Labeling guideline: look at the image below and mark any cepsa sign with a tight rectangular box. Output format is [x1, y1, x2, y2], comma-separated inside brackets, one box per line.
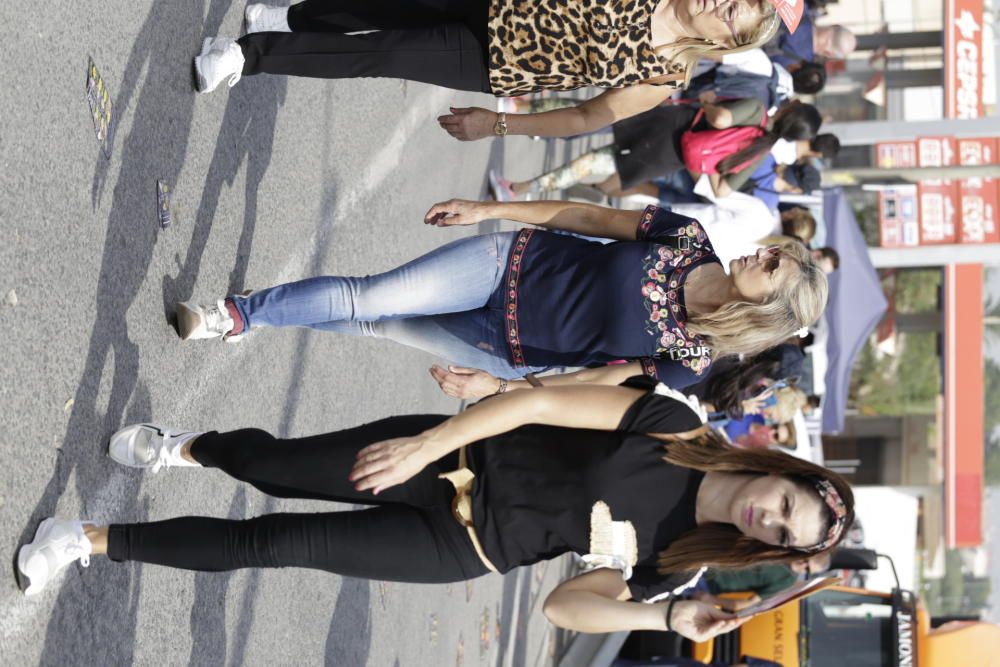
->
[946, 0, 984, 118]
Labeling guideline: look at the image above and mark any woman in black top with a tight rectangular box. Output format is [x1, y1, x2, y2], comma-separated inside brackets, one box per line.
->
[18, 379, 853, 640]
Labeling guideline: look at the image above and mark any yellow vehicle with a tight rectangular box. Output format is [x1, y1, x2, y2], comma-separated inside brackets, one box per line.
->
[692, 585, 1000, 666]
[690, 551, 1000, 667]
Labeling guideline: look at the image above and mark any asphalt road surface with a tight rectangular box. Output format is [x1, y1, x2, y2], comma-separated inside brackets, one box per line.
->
[0, 3, 604, 665]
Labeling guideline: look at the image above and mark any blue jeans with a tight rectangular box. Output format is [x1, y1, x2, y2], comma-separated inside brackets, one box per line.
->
[654, 168, 703, 205]
[231, 232, 547, 379]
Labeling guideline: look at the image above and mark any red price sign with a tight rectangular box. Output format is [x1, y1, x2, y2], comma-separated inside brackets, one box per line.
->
[957, 138, 999, 243]
[875, 141, 918, 168]
[916, 137, 959, 244]
[878, 187, 920, 248]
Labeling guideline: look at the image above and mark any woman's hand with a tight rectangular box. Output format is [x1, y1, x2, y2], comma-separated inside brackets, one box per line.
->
[349, 435, 434, 495]
[424, 199, 492, 227]
[741, 388, 774, 415]
[437, 107, 497, 141]
[430, 364, 501, 399]
[668, 600, 748, 642]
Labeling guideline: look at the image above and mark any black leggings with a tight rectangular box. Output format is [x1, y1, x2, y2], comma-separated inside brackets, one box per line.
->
[107, 416, 490, 583]
[238, 0, 493, 93]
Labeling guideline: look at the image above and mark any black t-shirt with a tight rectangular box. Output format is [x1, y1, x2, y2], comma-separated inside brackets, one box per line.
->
[467, 377, 706, 601]
[496, 207, 718, 387]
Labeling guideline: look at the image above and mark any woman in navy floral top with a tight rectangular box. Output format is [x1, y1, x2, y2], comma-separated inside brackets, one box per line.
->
[176, 199, 827, 393]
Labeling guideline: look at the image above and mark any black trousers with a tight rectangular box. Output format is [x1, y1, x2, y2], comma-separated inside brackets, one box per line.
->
[238, 0, 493, 93]
[107, 416, 490, 583]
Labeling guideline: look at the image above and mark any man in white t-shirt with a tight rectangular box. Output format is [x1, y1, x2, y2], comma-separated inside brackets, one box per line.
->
[670, 176, 781, 272]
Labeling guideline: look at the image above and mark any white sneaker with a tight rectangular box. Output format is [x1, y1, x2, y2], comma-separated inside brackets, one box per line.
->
[194, 37, 244, 94]
[109, 424, 202, 473]
[489, 169, 512, 202]
[176, 299, 242, 341]
[17, 519, 93, 596]
[488, 169, 532, 202]
[244, 4, 291, 34]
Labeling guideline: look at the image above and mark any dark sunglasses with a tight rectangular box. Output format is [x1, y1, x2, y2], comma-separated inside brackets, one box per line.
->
[762, 246, 783, 274]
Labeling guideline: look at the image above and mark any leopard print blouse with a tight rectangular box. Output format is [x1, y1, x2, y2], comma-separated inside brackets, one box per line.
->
[487, 0, 684, 96]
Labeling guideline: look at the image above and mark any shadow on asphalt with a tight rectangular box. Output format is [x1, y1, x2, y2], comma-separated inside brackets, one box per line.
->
[12, 1, 293, 663]
[186, 488, 247, 667]
[323, 578, 373, 666]
[216, 78, 349, 663]
[493, 566, 532, 667]
[17, 1, 214, 662]
[160, 51, 288, 316]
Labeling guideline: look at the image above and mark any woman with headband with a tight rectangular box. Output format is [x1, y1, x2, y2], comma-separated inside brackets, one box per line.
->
[17, 377, 853, 641]
[172, 201, 828, 391]
[194, 1, 802, 142]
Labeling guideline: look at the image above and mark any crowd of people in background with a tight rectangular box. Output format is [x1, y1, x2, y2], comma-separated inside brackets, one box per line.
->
[484, 0, 856, 459]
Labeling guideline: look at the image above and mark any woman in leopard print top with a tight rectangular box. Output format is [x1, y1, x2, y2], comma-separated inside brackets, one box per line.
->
[195, 0, 795, 139]
[486, 0, 690, 96]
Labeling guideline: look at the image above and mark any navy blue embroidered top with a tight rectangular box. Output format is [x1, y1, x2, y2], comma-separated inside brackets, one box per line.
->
[493, 206, 719, 387]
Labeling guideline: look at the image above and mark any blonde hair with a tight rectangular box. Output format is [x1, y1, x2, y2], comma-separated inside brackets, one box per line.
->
[769, 386, 807, 423]
[687, 241, 828, 358]
[660, 5, 782, 85]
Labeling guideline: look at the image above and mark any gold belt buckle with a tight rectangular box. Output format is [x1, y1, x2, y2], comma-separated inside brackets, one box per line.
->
[451, 493, 474, 528]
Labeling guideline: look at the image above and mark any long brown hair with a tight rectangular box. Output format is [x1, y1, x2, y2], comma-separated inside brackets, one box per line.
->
[654, 430, 855, 574]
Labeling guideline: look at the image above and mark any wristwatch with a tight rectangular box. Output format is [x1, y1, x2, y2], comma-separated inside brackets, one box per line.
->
[493, 112, 508, 137]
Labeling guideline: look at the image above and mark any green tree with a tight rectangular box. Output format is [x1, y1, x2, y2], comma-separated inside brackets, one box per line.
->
[851, 192, 881, 247]
[987, 446, 1000, 486]
[986, 284, 1000, 351]
[924, 550, 991, 617]
[984, 270, 999, 484]
[986, 358, 1000, 485]
[848, 269, 942, 416]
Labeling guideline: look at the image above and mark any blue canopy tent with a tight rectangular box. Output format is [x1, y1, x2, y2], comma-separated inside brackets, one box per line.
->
[821, 189, 889, 434]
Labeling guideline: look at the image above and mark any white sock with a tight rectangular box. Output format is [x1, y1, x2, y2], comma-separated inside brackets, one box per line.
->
[167, 432, 203, 467]
[249, 5, 291, 33]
